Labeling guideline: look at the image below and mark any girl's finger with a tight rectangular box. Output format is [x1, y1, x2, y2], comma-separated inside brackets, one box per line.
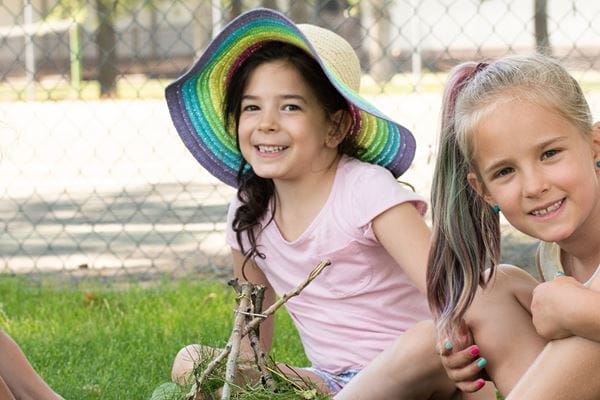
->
[439, 340, 454, 356]
[456, 378, 487, 393]
[448, 357, 488, 382]
[442, 345, 481, 369]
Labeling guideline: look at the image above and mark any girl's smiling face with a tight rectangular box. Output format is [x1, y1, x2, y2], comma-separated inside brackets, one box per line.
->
[237, 60, 344, 184]
[467, 98, 600, 244]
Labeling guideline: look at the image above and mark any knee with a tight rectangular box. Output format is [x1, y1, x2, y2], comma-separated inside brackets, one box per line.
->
[390, 320, 440, 371]
[171, 344, 202, 384]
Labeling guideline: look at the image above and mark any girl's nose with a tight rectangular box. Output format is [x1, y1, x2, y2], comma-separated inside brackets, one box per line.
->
[522, 168, 549, 198]
[258, 109, 279, 133]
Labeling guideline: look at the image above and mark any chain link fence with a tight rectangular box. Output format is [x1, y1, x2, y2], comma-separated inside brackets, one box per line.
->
[1, 0, 600, 282]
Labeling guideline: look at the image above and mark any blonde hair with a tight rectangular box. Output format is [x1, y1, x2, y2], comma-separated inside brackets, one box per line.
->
[427, 53, 593, 339]
[456, 54, 592, 167]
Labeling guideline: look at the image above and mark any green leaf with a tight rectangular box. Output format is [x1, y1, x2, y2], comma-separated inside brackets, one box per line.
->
[295, 388, 318, 399]
[150, 382, 183, 400]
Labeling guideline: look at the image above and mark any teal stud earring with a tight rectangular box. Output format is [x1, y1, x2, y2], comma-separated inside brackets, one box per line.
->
[492, 205, 500, 214]
[596, 161, 600, 168]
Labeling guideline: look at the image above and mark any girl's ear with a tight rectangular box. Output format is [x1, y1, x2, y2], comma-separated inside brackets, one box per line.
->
[591, 122, 600, 161]
[326, 110, 352, 148]
[467, 171, 495, 206]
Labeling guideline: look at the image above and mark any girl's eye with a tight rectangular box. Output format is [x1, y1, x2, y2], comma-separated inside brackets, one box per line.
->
[242, 104, 259, 112]
[282, 104, 301, 111]
[494, 167, 514, 179]
[541, 149, 560, 160]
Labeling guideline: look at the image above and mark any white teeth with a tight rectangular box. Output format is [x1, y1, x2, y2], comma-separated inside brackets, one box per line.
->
[531, 200, 562, 216]
[257, 145, 286, 153]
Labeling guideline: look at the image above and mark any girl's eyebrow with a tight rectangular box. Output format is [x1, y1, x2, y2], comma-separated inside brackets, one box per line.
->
[482, 135, 568, 175]
[281, 94, 307, 102]
[241, 94, 307, 102]
[536, 135, 568, 148]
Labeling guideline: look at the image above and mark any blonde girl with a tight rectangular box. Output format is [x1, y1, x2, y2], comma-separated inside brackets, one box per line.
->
[428, 53, 600, 399]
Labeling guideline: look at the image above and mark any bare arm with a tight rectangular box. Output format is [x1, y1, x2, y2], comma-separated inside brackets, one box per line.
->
[0, 330, 62, 400]
[531, 273, 600, 342]
[231, 249, 276, 355]
[371, 202, 431, 295]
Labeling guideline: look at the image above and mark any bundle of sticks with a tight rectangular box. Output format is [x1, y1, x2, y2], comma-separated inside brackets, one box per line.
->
[187, 260, 331, 400]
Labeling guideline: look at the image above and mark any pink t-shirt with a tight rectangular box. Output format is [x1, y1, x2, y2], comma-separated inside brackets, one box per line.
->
[226, 156, 431, 374]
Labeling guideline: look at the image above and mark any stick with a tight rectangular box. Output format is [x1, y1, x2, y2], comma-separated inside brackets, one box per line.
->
[221, 282, 252, 400]
[189, 281, 242, 400]
[189, 343, 231, 400]
[243, 260, 331, 335]
[247, 285, 276, 390]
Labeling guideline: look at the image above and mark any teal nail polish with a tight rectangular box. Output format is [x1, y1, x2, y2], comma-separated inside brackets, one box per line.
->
[444, 341, 453, 351]
[476, 358, 487, 368]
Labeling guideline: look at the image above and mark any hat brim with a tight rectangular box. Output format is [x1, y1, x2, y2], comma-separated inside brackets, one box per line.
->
[165, 8, 416, 187]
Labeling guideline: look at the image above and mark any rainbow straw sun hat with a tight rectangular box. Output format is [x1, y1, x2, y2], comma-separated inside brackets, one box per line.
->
[165, 8, 416, 187]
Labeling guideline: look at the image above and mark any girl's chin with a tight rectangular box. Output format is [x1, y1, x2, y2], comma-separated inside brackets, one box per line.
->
[531, 227, 574, 244]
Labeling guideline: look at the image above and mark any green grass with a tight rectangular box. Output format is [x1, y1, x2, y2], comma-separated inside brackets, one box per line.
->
[0, 276, 507, 399]
[0, 276, 308, 400]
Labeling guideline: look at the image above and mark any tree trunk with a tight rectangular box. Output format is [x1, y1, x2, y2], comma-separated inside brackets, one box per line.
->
[314, 0, 345, 27]
[150, 3, 158, 59]
[95, 0, 118, 98]
[364, 0, 395, 82]
[261, 0, 278, 11]
[534, 0, 552, 55]
[193, 0, 213, 57]
[288, 0, 308, 23]
[230, 0, 242, 20]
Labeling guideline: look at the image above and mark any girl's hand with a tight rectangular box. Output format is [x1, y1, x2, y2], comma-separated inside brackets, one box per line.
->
[438, 322, 488, 393]
[531, 275, 583, 340]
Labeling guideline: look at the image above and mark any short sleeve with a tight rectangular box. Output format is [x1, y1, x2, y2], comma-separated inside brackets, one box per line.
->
[225, 197, 241, 251]
[349, 164, 427, 237]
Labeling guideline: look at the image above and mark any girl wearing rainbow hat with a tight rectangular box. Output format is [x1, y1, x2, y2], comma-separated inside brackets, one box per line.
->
[166, 8, 486, 398]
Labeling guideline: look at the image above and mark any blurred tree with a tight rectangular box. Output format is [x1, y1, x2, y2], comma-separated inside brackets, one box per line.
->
[262, 0, 278, 11]
[371, 0, 394, 81]
[193, 1, 213, 57]
[314, 0, 345, 26]
[534, 0, 552, 55]
[95, 0, 118, 97]
[230, 0, 242, 19]
[288, 0, 309, 23]
[47, 0, 160, 98]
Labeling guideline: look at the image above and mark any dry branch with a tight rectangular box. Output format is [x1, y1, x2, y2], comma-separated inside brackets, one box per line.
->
[243, 260, 331, 335]
[246, 285, 275, 390]
[222, 283, 252, 400]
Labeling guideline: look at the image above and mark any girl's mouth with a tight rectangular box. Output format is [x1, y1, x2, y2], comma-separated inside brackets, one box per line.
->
[256, 145, 288, 153]
[529, 199, 564, 217]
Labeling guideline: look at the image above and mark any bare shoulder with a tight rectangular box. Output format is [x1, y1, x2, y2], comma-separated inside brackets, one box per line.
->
[491, 263, 536, 279]
[483, 264, 539, 313]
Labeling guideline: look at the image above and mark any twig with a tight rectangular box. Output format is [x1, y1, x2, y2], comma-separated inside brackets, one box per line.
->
[243, 260, 331, 335]
[222, 282, 252, 400]
[252, 285, 266, 324]
[188, 342, 231, 400]
[247, 285, 276, 390]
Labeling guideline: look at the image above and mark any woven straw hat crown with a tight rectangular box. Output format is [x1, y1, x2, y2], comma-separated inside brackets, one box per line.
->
[297, 24, 361, 92]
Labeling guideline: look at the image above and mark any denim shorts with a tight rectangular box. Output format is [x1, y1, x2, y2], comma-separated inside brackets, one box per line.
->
[300, 367, 361, 395]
